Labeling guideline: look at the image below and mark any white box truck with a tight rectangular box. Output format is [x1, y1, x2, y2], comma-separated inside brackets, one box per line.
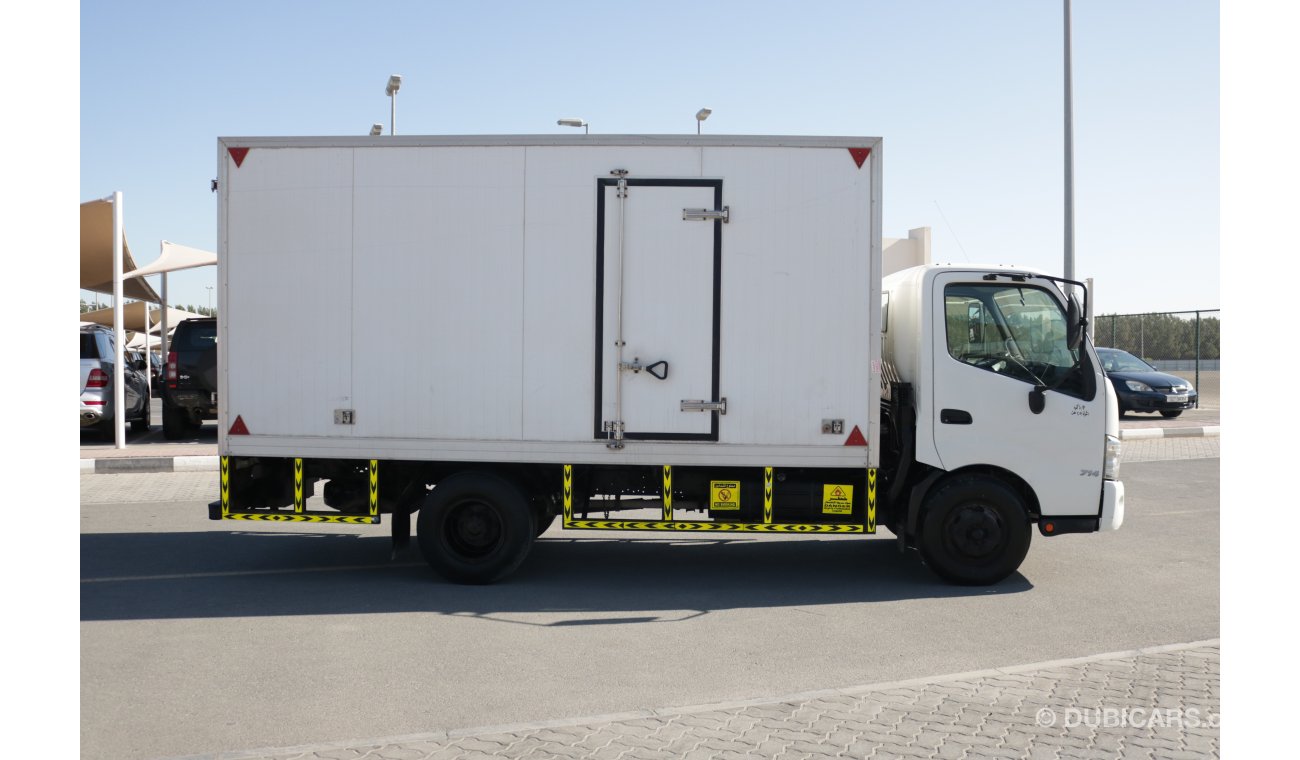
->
[212, 135, 1124, 585]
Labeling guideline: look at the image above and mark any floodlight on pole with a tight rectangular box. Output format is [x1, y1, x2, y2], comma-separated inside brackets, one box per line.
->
[369, 123, 383, 136]
[695, 108, 712, 135]
[385, 74, 402, 135]
[557, 118, 589, 134]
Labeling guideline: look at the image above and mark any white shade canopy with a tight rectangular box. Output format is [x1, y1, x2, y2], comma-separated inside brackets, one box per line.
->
[124, 240, 218, 279]
[80, 303, 208, 333]
[80, 199, 161, 302]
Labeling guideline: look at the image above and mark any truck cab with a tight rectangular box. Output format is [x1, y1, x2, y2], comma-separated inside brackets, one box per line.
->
[880, 265, 1124, 583]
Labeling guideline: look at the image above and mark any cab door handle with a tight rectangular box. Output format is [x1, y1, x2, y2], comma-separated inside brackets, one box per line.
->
[940, 409, 972, 425]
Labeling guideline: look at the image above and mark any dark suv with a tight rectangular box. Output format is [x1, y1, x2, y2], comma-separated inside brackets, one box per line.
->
[163, 317, 218, 439]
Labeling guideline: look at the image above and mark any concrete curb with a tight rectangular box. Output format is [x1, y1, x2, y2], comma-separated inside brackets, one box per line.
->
[81, 455, 220, 474]
[1120, 425, 1220, 440]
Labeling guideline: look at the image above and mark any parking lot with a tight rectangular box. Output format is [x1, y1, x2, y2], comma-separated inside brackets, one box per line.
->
[80, 434, 1219, 760]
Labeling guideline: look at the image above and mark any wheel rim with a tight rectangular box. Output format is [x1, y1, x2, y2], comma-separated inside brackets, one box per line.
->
[943, 503, 1007, 560]
[443, 499, 503, 559]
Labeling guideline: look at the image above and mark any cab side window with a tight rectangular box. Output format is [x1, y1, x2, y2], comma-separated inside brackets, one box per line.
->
[944, 283, 1094, 400]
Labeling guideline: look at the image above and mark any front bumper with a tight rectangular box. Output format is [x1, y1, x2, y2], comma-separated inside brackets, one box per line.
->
[1100, 480, 1125, 531]
[1117, 389, 1198, 412]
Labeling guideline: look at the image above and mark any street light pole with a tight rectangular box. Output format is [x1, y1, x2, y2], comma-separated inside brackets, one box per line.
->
[695, 108, 712, 135]
[206, 285, 213, 313]
[1063, 0, 1076, 282]
[386, 74, 402, 135]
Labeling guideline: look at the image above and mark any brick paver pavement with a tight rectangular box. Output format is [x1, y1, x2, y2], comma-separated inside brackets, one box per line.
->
[172, 642, 1219, 760]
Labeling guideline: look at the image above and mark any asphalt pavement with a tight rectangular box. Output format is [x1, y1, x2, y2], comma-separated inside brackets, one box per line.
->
[80, 438, 1220, 760]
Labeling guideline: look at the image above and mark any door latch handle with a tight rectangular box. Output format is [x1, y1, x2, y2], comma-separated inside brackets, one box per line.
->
[620, 357, 669, 380]
[940, 409, 973, 425]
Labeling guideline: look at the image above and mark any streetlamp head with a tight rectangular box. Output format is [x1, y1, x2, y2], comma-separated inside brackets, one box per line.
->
[557, 118, 587, 128]
[386, 74, 402, 96]
[695, 108, 712, 122]
[369, 124, 383, 136]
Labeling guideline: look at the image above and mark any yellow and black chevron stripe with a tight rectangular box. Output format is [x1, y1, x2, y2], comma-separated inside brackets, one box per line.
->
[562, 519, 864, 534]
[294, 458, 304, 513]
[220, 456, 230, 517]
[662, 465, 673, 521]
[867, 468, 878, 533]
[224, 513, 379, 524]
[563, 464, 573, 521]
[763, 467, 773, 524]
[368, 459, 379, 517]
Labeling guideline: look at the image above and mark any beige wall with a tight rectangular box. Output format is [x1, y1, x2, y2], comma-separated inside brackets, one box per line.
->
[883, 227, 931, 276]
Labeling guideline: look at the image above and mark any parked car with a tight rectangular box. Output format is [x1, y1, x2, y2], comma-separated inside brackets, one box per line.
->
[1096, 347, 1198, 418]
[80, 325, 151, 438]
[163, 317, 218, 439]
[150, 350, 164, 390]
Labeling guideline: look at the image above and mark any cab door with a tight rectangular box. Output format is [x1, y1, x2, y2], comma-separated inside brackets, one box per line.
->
[930, 272, 1106, 516]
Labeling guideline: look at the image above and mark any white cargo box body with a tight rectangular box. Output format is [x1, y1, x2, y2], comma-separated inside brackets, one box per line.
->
[218, 136, 882, 470]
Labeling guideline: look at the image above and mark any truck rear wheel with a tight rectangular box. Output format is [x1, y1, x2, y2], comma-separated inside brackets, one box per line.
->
[918, 475, 1031, 586]
[417, 472, 536, 584]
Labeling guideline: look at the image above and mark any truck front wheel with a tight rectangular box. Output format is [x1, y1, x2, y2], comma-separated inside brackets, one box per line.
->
[417, 472, 536, 584]
[918, 475, 1031, 586]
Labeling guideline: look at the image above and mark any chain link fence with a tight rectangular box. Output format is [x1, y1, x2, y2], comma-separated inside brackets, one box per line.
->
[1093, 309, 1220, 409]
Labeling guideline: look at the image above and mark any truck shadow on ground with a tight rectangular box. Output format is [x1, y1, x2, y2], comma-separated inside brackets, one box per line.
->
[80, 530, 1031, 623]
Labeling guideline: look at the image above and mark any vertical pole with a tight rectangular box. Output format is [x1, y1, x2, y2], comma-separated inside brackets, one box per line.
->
[112, 191, 126, 449]
[143, 303, 152, 404]
[1195, 311, 1201, 408]
[390, 93, 396, 136]
[161, 272, 169, 360]
[1063, 0, 1076, 283]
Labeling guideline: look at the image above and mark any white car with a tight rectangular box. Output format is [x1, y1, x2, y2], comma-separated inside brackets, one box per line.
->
[80, 325, 151, 438]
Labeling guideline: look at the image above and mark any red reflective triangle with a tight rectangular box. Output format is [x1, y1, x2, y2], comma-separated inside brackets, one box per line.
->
[848, 147, 871, 169]
[844, 425, 867, 446]
[228, 147, 249, 167]
[229, 415, 250, 435]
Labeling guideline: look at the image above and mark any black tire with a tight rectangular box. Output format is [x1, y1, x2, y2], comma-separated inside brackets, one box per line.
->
[1160, 410, 1183, 419]
[130, 400, 150, 428]
[417, 472, 536, 584]
[162, 404, 188, 440]
[918, 475, 1032, 586]
[534, 510, 557, 538]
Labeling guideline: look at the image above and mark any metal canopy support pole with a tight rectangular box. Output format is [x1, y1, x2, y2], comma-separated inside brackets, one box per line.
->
[143, 303, 152, 402]
[111, 191, 126, 449]
[161, 272, 169, 362]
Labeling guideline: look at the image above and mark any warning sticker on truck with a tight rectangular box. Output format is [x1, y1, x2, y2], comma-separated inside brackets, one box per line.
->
[711, 481, 740, 511]
[822, 484, 854, 515]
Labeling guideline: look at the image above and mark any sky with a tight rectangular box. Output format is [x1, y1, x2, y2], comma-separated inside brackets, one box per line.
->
[78, 0, 1219, 317]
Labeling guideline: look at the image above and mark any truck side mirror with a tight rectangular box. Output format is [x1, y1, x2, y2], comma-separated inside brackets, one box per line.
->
[1028, 385, 1046, 414]
[1065, 295, 1084, 350]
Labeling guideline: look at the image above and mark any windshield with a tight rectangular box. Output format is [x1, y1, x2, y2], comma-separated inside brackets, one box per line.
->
[945, 282, 1089, 396]
[1098, 349, 1153, 373]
